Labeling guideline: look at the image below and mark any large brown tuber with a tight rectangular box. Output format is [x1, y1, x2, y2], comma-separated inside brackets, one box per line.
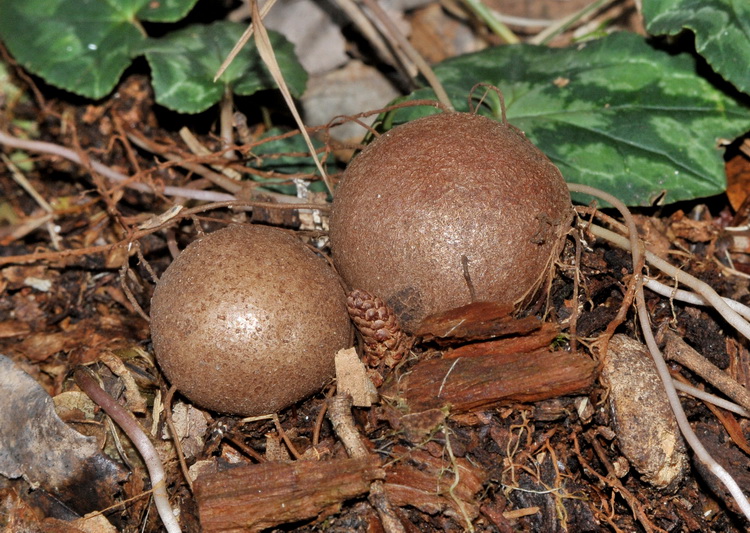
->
[330, 112, 573, 332]
[150, 225, 352, 416]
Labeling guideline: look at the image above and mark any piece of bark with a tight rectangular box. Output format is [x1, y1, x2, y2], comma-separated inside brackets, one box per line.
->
[383, 445, 486, 522]
[381, 348, 596, 413]
[446, 322, 561, 359]
[335, 347, 379, 407]
[414, 302, 541, 343]
[194, 456, 385, 532]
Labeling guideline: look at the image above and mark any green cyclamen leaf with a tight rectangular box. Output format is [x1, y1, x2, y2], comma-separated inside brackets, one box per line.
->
[140, 21, 307, 114]
[642, 0, 750, 96]
[0, 0, 140, 99]
[389, 32, 750, 206]
[0, 0, 199, 99]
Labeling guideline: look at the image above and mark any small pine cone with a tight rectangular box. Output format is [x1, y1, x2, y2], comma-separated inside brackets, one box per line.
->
[346, 289, 410, 368]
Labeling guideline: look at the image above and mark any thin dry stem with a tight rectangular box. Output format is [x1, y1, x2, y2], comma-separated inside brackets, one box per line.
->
[333, 0, 416, 78]
[213, 0, 276, 81]
[163, 385, 194, 493]
[249, 0, 333, 194]
[663, 330, 750, 415]
[0, 128, 236, 202]
[327, 395, 406, 533]
[579, 431, 668, 533]
[3, 153, 61, 250]
[0, 200, 328, 267]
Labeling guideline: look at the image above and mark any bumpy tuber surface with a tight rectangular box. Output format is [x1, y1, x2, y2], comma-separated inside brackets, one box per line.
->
[150, 225, 351, 416]
[330, 112, 573, 332]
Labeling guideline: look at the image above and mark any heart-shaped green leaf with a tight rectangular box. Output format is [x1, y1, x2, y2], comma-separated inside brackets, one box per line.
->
[642, 0, 750, 96]
[140, 21, 307, 114]
[0, 0, 199, 99]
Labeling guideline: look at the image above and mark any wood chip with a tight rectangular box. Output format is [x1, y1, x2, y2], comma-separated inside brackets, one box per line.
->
[414, 301, 540, 343]
[194, 456, 385, 532]
[382, 348, 596, 413]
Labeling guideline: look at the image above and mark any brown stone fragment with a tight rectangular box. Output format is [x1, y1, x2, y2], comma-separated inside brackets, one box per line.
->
[194, 456, 385, 532]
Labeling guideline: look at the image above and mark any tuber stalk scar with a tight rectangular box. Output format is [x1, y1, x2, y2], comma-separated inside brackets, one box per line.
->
[74, 367, 182, 533]
[568, 182, 750, 521]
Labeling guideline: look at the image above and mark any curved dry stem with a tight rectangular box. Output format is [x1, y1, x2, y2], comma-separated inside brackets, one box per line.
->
[468, 83, 507, 125]
[568, 182, 750, 521]
[358, 0, 453, 111]
[673, 380, 750, 418]
[74, 367, 181, 533]
[589, 224, 750, 342]
[0, 129, 236, 202]
[249, 0, 333, 194]
[0, 199, 328, 267]
[645, 277, 750, 322]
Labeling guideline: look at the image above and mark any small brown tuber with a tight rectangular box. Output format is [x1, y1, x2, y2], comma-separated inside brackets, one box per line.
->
[329, 112, 572, 332]
[150, 225, 352, 416]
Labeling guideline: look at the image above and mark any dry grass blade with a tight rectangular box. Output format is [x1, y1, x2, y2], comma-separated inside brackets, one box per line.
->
[333, 0, 415, 77]
[359, 0, 453, 111]
[213, 0, 277, 82]
[247, 0, 333, 194]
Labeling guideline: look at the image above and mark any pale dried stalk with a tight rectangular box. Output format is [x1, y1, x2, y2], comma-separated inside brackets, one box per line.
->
[327, 395, 406, 533]
[0, 129, 236, 202]
[213, 0, 276, 81]
[3, 153, 61, 250]
[644, 277, 750, 323]
[590, 224, 750, 342]
[248, 0, 333, 194]
[672, 381, 750, 418]
[334, 0, 416, 77]
[358, 0, 454, 111]
[663, 330, 750, 416]
[568, 182, 750, 521]
[75, 368, 181, 533]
